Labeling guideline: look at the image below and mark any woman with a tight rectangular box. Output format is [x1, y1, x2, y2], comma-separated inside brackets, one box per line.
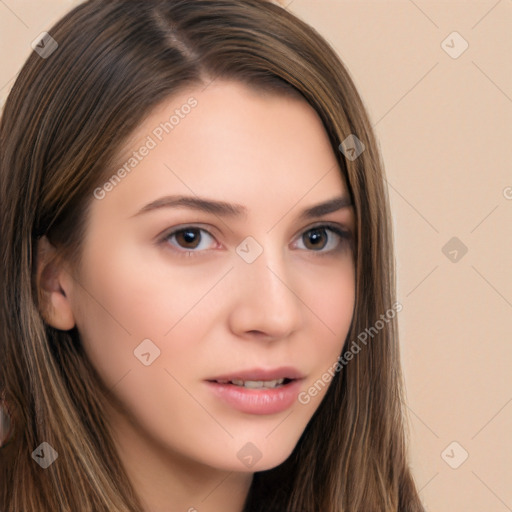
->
[0, 0, 425, 510]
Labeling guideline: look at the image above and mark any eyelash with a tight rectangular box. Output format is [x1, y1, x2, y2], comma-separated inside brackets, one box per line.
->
[159, 223, 352, 259]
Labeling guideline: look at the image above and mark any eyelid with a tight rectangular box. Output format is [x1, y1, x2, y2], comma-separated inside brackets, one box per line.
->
[296, 221, 352, 238]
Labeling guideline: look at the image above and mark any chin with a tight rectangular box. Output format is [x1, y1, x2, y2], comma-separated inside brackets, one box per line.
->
[213, 435, 300, 474]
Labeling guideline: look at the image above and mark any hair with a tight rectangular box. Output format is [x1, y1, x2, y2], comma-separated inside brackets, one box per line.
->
[0, 0, 425, 510]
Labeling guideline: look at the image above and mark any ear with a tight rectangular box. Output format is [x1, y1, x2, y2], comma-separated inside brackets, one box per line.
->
[35, 236, 76, 331]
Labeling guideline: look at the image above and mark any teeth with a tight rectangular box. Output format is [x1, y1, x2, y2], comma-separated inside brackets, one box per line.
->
[229, 378, 285, 389]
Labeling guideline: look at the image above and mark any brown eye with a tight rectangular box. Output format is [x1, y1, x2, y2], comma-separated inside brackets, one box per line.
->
[174, 228, 202, 249]
[163, 226, 217, 255]
[295, 224, 350, 253]
[303, 227, 329, 250]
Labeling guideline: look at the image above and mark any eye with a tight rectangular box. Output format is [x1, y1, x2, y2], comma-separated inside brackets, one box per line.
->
[159, 223, 352, 259]
[162, 226, 217, 257]
[293, 223, 351, 254]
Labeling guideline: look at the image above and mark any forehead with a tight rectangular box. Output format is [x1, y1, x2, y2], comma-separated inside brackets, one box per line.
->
[98, 80, 348, 219]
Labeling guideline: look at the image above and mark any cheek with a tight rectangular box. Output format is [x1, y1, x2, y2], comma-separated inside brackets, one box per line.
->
[298, 260, 355, 392]
[70, 240, 224, 389]
[320, 272, 355, 335]
[306, 258, 355, 342]
[61, 255, 132, 383]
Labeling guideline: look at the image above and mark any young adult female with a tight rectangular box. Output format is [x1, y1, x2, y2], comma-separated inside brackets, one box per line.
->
[0, 0, 425, 510]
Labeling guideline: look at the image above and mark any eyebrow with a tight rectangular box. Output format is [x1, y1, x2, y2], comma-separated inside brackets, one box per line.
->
[132, 194, 352, 219]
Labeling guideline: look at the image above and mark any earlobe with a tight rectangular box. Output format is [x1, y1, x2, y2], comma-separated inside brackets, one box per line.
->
[36, 236, 76, 331]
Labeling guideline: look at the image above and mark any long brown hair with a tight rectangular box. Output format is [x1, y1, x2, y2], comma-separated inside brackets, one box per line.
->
[0, 1, 425, 510]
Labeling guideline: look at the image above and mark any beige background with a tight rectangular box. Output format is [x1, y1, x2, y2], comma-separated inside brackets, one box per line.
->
[1, 1, 511, 510]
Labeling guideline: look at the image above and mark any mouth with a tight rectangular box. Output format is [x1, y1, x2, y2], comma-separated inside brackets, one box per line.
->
[206, 366, 305, 389]
[204, 367, 305, 415]
[208, 377, 294, 389]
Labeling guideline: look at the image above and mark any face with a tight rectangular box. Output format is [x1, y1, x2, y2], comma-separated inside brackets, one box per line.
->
[57, 80, 355, 473]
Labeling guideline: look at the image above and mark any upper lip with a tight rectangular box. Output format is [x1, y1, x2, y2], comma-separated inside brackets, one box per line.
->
[207, 366, 305, 382]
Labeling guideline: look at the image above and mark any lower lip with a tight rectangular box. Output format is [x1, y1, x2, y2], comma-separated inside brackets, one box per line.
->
[205, 379, 303, 415]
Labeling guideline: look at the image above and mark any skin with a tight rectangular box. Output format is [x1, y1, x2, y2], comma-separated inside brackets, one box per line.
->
[37, 80, 356, 512]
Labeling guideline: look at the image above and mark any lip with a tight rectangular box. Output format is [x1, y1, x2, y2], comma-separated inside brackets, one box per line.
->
[206, 366, 305, 382]
[205, 366, 305, 415]
[205, 379, 303, 415]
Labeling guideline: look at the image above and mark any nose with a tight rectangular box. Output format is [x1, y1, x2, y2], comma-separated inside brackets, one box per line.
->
[226, 241, 305, 342]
